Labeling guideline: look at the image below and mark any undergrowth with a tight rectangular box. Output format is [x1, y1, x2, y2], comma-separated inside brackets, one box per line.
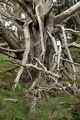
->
[0, 55, 80, 120]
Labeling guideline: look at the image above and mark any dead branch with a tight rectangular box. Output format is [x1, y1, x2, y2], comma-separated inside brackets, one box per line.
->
[17, 0, 37, 25]
[47, 31, 62, 73]
[15, 18, 25, 26]
[4, 98, 18, 102]
[36, 5, 45, 58]
[34, 57, 47, 71]
[12, 61, 60, 79]
[62, 42, 80, 49]
[25, 64, 60, 79]
[68, 42, 80, 48]
[58, 102, 80, 106]
[65, 28, 80, 37]
[0, 43, 8, 47]
[4, 66, 19, 73]
[0, 46, 24, 53]
[0, 0, 10, 6]
[0, 50, 17, 59]
[0, 21, 23, 60]
[47, 31, 58, 53]
[61, 70, 72, 80]
[13, 24, 30, 90]
[44, 4, 54, 19]
[0, 0, 80, 100]
[57, 42, 62, 72]
[61, 57, 80, 66]
[29, 78, 39, 91]
[60, 25, 77, 81]
[55, 2, 80, 24]
[34, 82, 71, 96]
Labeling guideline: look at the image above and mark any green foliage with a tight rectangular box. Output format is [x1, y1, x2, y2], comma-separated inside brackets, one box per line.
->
[0, 88, 30, 120]
[71, 104, 80, 120]
[14, 112, 26, 120]
[70, 48, 80, 63]
[0, 55, 13, 66]
[49, 91, 56, 97]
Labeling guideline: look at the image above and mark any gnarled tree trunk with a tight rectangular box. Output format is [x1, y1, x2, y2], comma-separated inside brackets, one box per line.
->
[0, 0, 80, 96]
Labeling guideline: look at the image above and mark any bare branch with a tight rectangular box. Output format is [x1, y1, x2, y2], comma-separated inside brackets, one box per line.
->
[47, 31, 62, 73]
[4, 98, 18, 102]
[0, 50, 17, 59]
[36, 5, 45, 58]
[61, 25, 77, 80]
[25, 64, 60, 79]
[17, 0, 37, 25]
[44, 4, 54, 19]
[47, 31, 58, 53]
[34, 57, 47, 71]
[68, 42, 80, 48]
[65, 28, 80, 37]
[55, 2, 80, 24]
[0, 21, 23, 60]
[0, 46, 24, 53]
[61, 57, 80, 66]
[13, 24, 30, 90]
[0, 43, 8, 47]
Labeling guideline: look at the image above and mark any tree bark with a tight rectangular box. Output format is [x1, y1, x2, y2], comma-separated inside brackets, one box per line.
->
[55, 2, 80, 24]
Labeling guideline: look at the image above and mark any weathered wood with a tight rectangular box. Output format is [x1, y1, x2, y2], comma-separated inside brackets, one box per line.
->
[55, 2, 80, 24]
[36, 5, 45, 58]
[13, 24, 30, 90]
[0, 0, 80, 97]
[0, 21, 23, 60]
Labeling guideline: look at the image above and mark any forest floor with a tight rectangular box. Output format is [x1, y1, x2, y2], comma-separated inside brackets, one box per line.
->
[0, 55, 80, 120]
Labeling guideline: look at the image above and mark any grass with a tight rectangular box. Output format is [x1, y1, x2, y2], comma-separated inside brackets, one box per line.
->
[0, 55, 80, 120]
[0, 88, 30, 120]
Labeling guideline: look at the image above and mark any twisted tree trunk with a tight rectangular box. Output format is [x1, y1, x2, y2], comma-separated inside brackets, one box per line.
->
[0, 0, 80, 96]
